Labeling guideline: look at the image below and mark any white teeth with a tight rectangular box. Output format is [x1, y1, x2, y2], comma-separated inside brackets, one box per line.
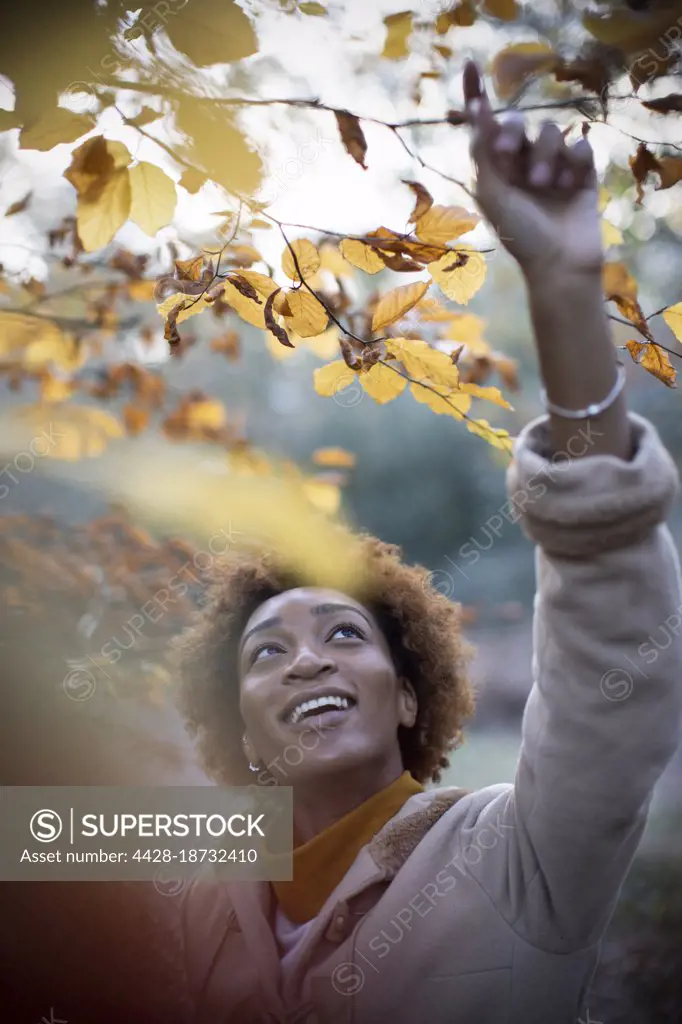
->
[288, 695, 352, 725]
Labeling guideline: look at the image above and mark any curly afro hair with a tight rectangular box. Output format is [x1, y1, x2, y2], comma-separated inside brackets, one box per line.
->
[173, 534, 477, 787]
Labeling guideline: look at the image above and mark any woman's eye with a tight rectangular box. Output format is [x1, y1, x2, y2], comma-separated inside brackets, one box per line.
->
[329, 623, 366, 641]
[252, 643, 283, 663]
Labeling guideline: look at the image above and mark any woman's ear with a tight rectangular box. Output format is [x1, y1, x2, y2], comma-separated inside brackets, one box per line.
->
[398, 678, 418, 729]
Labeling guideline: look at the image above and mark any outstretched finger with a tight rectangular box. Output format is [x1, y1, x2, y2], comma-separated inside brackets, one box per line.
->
[463, 60, 499, 161]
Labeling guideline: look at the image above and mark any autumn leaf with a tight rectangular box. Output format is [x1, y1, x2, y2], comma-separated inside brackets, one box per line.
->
[436, 1, 476, 32]
[319, 244, 354, 277]
[361, 362, 407, 404]
[127, 279, 158, 302]
[335, 111, 368, 169]
[299, 2, 327, 13]
[176, 99, 263, 199]
[626, 340, 676, 388]
[382, 11, 413, 60]
[19, 109, 93, 151]
[602, 261, 651, 340]
[401, 180, 433, 225]
[157, 291, 213, 325]
[313, 447, 356, 469]
[286, 290, 328, 337]
[282, 238, 321, 282]
[490, 42, 558, 99]
[5, 193, 32, 216]
[409, 380, 471, 419]
[76, 167, 131, 252]
[416, 205, 479, 245]
[163, 0, 258, 66]
[459, 382, 513, 409]
[465, 418, 514, 452]
[40, 375, 74, 403]
[228, 274, 263, 304]
[338, 238, 385, 274]
[481, 0, 518, 20]
[371, 281, 429, 331]
[180, 167, 207, 193]
[185, 397, 226, 430]
[601, 219, 623, 248]
[642, 95, 682, 115]
[123, 404, 150, 436]
[385, 337, 461, 389]
[662, 303, 682, 344]
[428, 247, 487, 304]
[13, 405, 124, 460]
[64, 137, 131, 197]
[128, 162, 177, 236]
[314, 359, 358, 397]
[265, 290, 294, 348]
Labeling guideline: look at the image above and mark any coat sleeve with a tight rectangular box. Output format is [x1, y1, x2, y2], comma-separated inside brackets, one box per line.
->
[458, 410, 682, 954]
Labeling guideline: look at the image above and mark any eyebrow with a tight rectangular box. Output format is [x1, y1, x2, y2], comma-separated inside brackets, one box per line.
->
[239, 603, 372, 652]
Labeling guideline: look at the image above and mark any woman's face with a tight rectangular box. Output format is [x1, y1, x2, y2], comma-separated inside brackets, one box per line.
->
[238, 587, 416, 784]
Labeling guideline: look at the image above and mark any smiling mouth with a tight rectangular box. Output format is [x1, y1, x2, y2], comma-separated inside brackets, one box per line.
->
[285, 695, 357, 726]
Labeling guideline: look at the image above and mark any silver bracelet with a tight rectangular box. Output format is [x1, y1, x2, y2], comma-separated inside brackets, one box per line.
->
[539, 363, 626, 420]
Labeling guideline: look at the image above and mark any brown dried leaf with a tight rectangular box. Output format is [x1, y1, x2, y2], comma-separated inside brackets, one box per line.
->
[227, 274, 263, 304]
[626, 339, 676, 387]
[402, 180, 434, 224]
[340, 336, 363, 371]
[5, 192, 32, 216]
[334, 110, 368, 170]
[642, 94, 682, 115]
[265, 289, 294, 348]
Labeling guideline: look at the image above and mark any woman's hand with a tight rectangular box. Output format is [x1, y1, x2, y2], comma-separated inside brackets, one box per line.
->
[462, 60, 603, 283]
[461, 61, 632, 461]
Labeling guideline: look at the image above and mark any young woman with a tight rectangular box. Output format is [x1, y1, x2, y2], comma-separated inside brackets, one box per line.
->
[174, 62, 682, 1024]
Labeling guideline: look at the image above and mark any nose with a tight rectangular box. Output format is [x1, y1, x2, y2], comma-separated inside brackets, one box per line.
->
[285, 646, 336, 683]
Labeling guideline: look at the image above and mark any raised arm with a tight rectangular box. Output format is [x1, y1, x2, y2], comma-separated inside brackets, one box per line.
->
[455, 62, 682, 954]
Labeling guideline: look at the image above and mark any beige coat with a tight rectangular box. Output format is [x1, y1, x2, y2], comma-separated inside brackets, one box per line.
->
[180, 410, 682, 1024]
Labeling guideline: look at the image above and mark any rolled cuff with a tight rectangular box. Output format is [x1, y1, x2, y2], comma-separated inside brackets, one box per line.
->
[505, 410, 680, 558]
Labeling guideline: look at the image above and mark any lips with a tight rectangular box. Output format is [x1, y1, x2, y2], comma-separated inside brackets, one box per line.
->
[281, 690, 357, 726]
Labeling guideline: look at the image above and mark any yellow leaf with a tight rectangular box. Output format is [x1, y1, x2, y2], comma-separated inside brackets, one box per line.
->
[465, 417, 514, 452]
[264, 327, 297, 361]
[64, 136, 131, 196]
[338, 238, 385, 274]
[409, 380, 471, 418]
[40, 375, 74, 403]
[662, 302, 682, 343]
[640, 343, 676, 387]
[415, 205, 480, 245]
[481, 0, 518, 20]
[313, 447, 356, 469]
[236, 270, 280, 300]
[76, 168, 131, 252]
[490, 42, 558, 100]
[13, 405, 124, 461]
[601, 219, 623, 248]
[157, 291, 212, 324]
[319, 244, 354, 277]
[222, 278, 271, 328]
[128, 280, 158, 302]
[176, 100, 263, 199]
[20, 109, 94, 151]
[301, 326, 341, 360]
[414, 296, 458, 322]
[385, 337, 461, 388]
[459, 382, 513, 409]
[602, 260, 638, 300]
[282, 239, 321, 282]
[428, 247, 487, 304]
[302, 478, 341, 514]
[180, 167, 206, 193]
[382, 11, 413, 60]
[128, 161, 177, 236]
[185, 399, 226, 430]
[299, 1, 328, 14]
[286, 290, 328, 337]
[371, 281, 429, 331]
[314, 359, 357, 397]
[442, 312, 487, 345]
[361, 362, 407, 404]
[0, 313, 58, 357]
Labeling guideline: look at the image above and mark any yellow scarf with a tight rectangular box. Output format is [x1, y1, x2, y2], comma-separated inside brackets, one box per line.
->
[272, 770, 424, 924]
